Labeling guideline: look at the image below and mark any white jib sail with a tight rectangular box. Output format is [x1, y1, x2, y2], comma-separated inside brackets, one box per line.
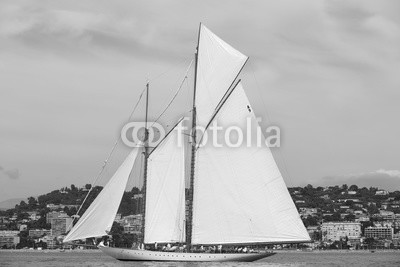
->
[196, 24, 248, 129]
[192, 82, 310, 245]
[144, 121, 186, 243]
[64, 148, 140, 243]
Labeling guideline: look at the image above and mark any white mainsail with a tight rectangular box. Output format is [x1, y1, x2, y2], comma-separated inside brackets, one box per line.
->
[144, 121, 186, 243]
[64, 148, 140, 243]
[196, 24, 248, 129]
[192, 82, 310, 245]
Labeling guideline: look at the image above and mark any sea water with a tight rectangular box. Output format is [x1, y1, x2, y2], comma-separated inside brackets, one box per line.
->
[0, 250, 399, 266]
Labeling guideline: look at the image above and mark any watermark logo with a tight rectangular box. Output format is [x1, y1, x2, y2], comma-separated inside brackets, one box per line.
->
[121, 117, 281, 148]
[121, 122, 165, 148]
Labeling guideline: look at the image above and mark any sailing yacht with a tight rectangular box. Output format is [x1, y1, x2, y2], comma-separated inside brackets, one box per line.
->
[63, 24, 310, 262]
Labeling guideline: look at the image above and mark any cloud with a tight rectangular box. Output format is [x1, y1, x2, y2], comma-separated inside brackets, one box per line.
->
[0, 167, 20, 179]
[375, 169, 400, 178]
[5, 169, 20, 179]
[0, 3, 190, 62]
[318, 169, 400, 190]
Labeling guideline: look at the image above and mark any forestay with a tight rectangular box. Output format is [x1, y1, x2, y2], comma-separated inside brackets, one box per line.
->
[195, 24, 248, 129]
[192, 82, 310, 245]
[144, 121, 186, 243]
[64, 148, 140, 242]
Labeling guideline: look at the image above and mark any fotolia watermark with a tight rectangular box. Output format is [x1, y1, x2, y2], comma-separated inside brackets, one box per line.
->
[120, 117, 281, 148]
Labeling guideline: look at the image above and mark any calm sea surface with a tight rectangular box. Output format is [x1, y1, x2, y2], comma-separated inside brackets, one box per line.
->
[1, 250, 399, 267]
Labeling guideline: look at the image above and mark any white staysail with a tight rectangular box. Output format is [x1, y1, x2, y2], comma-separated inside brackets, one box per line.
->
[196, 24, 248, 129]
[192, 82, 310, 245]
[144, 121, 186, 243]
[64, 148, 140, 243]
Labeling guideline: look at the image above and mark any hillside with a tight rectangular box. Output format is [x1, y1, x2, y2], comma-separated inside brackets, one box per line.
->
[0, 198, 27, 210]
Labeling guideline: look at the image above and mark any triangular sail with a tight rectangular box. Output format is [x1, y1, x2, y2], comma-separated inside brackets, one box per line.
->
[192, 82, 310, 245]
[196, 24, 248, 129]
[144, 121, 186, 243]
[64, 148, 140, 242]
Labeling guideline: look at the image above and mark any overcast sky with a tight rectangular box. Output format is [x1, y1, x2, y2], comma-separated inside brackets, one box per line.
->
[1, 0, 400, 202]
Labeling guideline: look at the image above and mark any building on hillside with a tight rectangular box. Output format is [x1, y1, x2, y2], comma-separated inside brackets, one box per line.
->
[354, 210, 364, 215]
[51, 217, 73, 236]
[299, 208, 318, 218]
[321, 222, 361, 242]
[0, 230, 20, 249]
[375, 190, 389, 196]
[114, 213, 122, 223]
[38, 235, 57, 249]
[122, 214, 142, 235]
[46, 211, 69, 224]
[365, 227, 393, 240]
[356, 216, 370, 222]
[46, 204, 65, 210]
[19, 224, 28, 231]
[29, 229, 53, 238]
[306, 226, 320, 241]
[392, 233, 400, 247]
[26, 211, 41, 221]
[373, 221, 393, 228]
[122, 214, 143, 225]
[380, 211, 395, 220]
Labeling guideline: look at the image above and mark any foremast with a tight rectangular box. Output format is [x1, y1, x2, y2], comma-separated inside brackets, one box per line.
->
[140, 81, 150, 244]
[186, 23, 201, 248]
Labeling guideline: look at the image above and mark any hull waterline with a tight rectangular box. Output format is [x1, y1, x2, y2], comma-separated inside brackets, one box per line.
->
[98, 245, 275, 262]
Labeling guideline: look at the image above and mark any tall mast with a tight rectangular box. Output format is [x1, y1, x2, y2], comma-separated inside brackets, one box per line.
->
[186, 23, 201, 248]
[140, 81, 150, 244]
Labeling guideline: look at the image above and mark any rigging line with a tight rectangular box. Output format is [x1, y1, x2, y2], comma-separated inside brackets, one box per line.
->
[71, 85, 147, 224]
[150, 59, 194, 128]
[68, 59, 188, 234]
[150, 57, 191, 82]
[195, 58, 249, 146]
[248, 61, 293, 184]
[148, 117, 185, 156]
[196, 79, 242, 148]
[214, 57, 249, 113]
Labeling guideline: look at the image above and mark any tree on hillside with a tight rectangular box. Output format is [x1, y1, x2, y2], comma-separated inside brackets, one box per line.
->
[17, 200, 28, 210]
[367, 204, 379, 214]
[71, 184, 77, 192]
[344, 214, 355, 221]
[369, 187, 377, 195]
[28, 197, 37, 208]
[302, 216, 318, 227]
[131, 187, 140, 194]
[349, 185, 358, 191]
[359, 187, 369, 198]
[345, 200, 354, 207]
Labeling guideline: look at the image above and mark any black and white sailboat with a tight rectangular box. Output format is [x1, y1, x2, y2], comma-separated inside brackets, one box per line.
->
[63, 24, 310, 262]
